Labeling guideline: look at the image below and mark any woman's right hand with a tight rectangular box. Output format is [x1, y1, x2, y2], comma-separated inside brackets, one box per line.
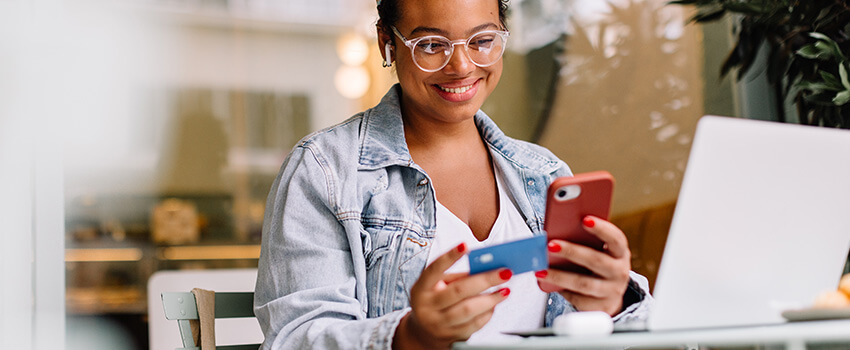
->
[393, 243, 513, 350]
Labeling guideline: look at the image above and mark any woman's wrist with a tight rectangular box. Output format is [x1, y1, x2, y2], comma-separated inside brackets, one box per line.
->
[393, 312, 448, 350]
[392, 313, 423, 350]
[618, 278, 644, 314]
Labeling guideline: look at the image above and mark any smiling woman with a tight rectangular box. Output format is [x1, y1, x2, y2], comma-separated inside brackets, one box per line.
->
[253, 0, 653, 349]
[378, 0, 507, 128]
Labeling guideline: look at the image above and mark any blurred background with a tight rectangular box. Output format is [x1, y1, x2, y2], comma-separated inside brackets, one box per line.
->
[1, 0, 741, 348]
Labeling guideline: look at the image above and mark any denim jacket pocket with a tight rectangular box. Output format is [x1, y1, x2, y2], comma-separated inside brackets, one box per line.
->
[362, 223, 404, 317]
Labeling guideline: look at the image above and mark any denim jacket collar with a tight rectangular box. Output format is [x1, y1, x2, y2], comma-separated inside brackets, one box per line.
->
[359, 84, 561, 175]
[358, 85, 413, 170]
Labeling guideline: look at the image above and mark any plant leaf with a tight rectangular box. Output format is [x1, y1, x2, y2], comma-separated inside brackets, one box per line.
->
[804, 92, 841, 106]
[815, 42, 837, 60]
[796, 44, 828, 60]
[816, 7, 833, 22]
[834, 91, 850, 106]
[797, 81, 843, 93]
[809, 32, 832, 42]
[820, 71, 842, 88]
[810, 32, 847, 62]
[841, 64, 850, 90]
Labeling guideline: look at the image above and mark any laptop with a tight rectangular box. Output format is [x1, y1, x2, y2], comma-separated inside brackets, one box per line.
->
[647, 115, 850, 331]
[509, 115, 850, 337]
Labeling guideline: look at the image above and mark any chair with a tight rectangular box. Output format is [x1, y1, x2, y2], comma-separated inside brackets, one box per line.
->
[148, 269, 262, 350]
[161, 291, 260, 350]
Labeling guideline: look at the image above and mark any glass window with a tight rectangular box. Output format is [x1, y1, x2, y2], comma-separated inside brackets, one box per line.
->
[57, 0, 718, 348]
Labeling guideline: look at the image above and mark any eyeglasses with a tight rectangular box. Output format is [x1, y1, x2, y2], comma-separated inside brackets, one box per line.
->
[391, 26, 509, 72]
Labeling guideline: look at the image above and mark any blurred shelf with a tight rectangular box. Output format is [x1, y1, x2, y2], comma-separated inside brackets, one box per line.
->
[66, 241, 259, 315]
[66, 248, 145, 262]
[157, 244, 260, 260]
[67, 287, 147, 315]
[66, 244, 261, 262]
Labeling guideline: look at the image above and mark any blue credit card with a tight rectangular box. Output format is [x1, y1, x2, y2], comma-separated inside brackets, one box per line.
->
[468, 235, 548, 275]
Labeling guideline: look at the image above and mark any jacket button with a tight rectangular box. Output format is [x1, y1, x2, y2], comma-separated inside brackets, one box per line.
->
[527, 180, 535, 186]
[419, 179, 429, 186]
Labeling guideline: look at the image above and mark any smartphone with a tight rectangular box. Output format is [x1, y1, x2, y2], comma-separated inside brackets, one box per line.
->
[540, 171, 614, 292]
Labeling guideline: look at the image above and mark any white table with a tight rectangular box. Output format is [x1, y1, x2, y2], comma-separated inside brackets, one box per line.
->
[453, 320, 850, 350]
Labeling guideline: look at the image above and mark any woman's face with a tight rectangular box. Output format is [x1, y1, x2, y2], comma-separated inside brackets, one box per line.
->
[390, 0, 503, 125]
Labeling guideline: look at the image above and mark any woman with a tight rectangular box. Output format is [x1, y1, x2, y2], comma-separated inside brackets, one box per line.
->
[254, 0, 652, 348]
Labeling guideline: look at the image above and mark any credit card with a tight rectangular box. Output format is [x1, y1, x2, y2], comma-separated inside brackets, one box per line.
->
[468, 235, 548, 275]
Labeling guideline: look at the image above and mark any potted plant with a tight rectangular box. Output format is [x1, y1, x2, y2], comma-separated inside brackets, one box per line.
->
[669, 0, 850, 128]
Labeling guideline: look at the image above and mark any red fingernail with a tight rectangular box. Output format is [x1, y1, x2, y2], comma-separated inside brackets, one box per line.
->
[583, 217, 595, 228]
[499, 269, 513, 281]
[535, 270, 548, 278]
[456, 243, 467, 253]
[499, 288, 511, 297]
[547, 241, 562, 253]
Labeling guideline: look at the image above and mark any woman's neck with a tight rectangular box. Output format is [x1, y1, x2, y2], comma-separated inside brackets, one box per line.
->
[404, 117, 479, 150]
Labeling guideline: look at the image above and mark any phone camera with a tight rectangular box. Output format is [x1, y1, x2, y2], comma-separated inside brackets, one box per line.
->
[554, 185, 582, 201]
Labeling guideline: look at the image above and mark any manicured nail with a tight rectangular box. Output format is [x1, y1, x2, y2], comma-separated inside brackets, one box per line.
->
[547, 241, 562, 253]
[535, 270, 548, 278]
[583, 216, 595, 228]
[456, 242, 467, 253]
[499, 288, 511, 297]
[499, 269, 513, 281]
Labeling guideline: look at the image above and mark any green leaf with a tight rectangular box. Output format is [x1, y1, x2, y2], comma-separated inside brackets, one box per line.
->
[820, 71, 842, 88]
[816, 7, 833, 22]
[797, 44, 828, 60]
[815, 42, 836, 59]
[809, 32, 847, 62]
[834, 91, 850, 105]
[809, 32, 831, 42]
[841, 64, 850, 90]
[805, 92, 839, 106]
[797, 81, 842, 93]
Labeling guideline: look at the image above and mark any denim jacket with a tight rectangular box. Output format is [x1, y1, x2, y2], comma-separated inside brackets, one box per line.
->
[254, 85, 653, 349]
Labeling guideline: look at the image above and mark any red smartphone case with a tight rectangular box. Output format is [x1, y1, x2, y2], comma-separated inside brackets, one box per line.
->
[541, 171, 614, 292]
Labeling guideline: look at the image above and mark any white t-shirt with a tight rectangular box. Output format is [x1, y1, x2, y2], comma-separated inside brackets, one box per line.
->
[425, 165, 547, 344]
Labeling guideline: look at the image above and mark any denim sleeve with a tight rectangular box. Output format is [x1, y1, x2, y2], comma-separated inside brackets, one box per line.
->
[254, 145, 405, 349]
[612, 271, 654, 323]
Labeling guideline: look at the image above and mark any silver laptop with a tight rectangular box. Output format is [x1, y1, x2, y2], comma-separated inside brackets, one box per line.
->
[648, 115, 850, 331]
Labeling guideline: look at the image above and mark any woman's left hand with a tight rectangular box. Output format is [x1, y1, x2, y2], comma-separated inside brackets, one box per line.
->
[535, 215, 631, 316]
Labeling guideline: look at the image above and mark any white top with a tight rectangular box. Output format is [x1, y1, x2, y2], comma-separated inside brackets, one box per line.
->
[426, 165, 548, 344]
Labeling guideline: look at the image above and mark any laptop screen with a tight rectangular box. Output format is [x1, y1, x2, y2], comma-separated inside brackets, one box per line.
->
[648, 116, 850, 331]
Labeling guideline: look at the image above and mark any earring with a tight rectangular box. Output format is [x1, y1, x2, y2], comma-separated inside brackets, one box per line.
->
[382, 43, 393, 68]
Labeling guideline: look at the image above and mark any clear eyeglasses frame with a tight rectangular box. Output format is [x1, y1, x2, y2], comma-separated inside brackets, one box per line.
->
[391, 26, 510, 73]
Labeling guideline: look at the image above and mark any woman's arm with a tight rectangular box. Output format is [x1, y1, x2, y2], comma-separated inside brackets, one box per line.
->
[254, 145, 403, 349]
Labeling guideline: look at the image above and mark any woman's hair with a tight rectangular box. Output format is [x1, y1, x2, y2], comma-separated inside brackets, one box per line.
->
[377, 0, 509, 37]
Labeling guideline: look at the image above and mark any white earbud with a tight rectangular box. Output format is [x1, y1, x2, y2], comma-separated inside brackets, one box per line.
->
[552, 311, 613, 336]
[383, 43, 393, 67]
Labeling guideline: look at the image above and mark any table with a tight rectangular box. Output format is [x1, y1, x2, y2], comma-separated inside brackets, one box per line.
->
[453, 320, 850, 350]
